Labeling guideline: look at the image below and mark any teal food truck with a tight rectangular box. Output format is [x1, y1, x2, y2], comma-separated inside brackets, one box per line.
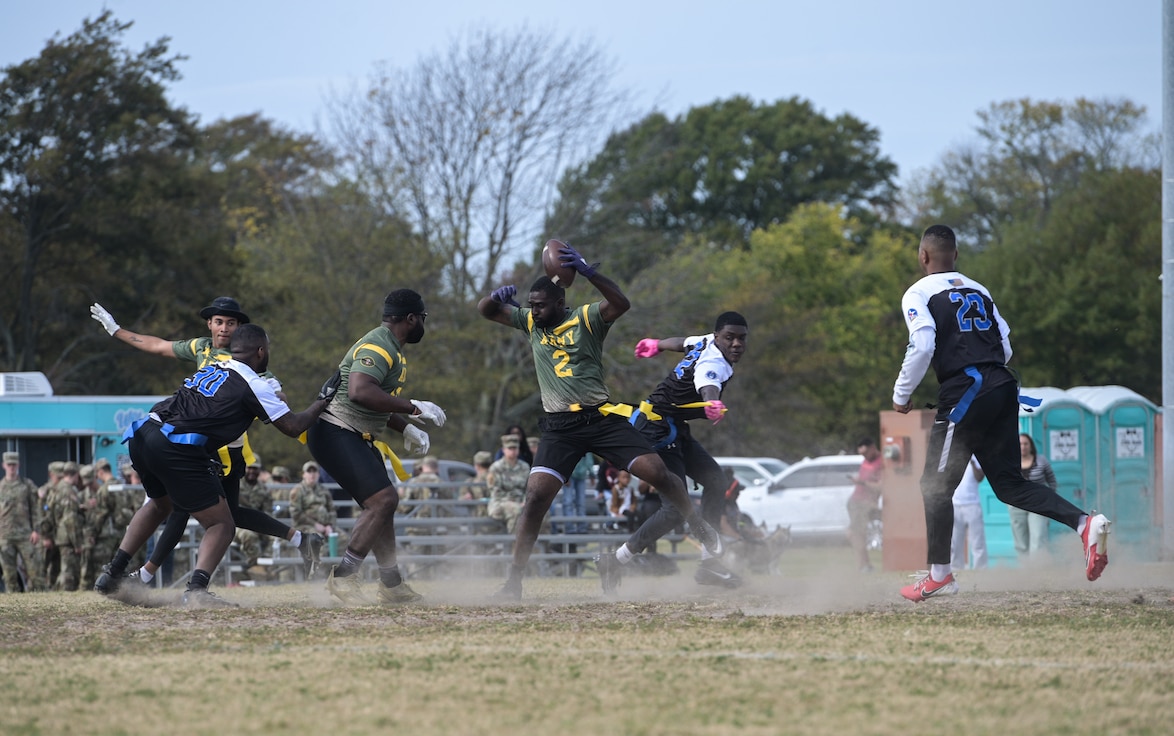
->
[0, 372, 165, 485]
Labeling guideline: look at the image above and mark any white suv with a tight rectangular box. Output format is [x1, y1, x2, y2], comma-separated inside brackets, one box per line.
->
[735, 454, 878, 544]
[712, 456, 790, 489]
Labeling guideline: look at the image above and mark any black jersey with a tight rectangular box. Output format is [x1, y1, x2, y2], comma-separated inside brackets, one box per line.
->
[647, 333, 734, 420]
[894, 271, 1014, 408]
[150, 360, 290, 451]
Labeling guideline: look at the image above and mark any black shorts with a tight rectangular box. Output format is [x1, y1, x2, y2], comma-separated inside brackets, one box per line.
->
[127, 423, 224, 514]
[534, 411, 656, 483]
[305, 420, 393, 505]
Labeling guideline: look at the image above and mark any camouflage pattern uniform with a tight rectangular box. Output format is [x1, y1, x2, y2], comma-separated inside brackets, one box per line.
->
[234, 472, 271, 566]
[42, 466, 83, 591]
[31, 463, 62, 591]
[486, 457, 531, 533]
[289, 480, 337, 535]
[0, 456, 40, 592]
[400, 470, 440, 520]
[79, 469, 121, 590]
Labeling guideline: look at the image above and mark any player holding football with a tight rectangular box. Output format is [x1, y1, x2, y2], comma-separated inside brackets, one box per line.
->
[478, 240, 724, 600]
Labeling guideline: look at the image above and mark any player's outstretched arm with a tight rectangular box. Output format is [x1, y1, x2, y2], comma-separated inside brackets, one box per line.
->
[271, 371, 340, 438]
[558, 242, 631, 322]
[90, 303, 174, 357]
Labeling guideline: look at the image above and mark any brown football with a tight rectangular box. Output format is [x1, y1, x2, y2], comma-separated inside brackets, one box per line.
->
[542, 239, 577, 287]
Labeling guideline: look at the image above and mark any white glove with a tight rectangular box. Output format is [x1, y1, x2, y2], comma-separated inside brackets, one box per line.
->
[409, 399, 447, 426]
[403, 424, 430, 455]
[90, 303, 121, 336]
[264, 377, 283, 393]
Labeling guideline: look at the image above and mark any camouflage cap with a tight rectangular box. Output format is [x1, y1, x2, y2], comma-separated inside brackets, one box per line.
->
[247, 456, 263, 469]
[2, 452, 19, 464]
[79, 464, 94, 480]
[473, 451, 493, 466]
[49, 461, 65, 474]
[271, 466, 292, 480]
[302, 460, 319, 473]
[62, 461, 79, 475]
[94, 457, 111, 470]
[500, 434, 521, 449]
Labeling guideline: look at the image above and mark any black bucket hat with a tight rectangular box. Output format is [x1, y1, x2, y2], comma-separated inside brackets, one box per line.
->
[199, 296, 250, 323]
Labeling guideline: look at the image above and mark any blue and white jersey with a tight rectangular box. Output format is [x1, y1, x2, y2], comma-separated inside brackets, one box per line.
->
[647, 333, 734, 420]
[149, 360, 290, 451]
[893, 271, 1014, 408]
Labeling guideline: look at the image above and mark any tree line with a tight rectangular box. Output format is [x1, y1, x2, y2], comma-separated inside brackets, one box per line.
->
[0, 14, 1160, 470]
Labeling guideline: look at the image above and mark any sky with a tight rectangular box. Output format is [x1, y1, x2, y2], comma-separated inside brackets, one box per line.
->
[0, 1, 1163, 184]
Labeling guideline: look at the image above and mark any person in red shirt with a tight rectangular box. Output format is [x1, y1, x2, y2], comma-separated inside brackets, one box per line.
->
[846, 438, 883, 572]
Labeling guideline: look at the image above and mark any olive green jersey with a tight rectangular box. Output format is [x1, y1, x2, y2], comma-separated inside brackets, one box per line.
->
[509, 302, 611, 413]
[171, 336, 230, 369]
[324, 324, 408, 435]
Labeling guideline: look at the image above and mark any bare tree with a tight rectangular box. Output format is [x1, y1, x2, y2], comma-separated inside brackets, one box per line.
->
[328, 25, 629, 300]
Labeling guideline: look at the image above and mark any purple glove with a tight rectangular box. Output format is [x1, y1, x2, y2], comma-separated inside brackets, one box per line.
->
[490, 285, 520, 307]
[558, 242, 598, 279]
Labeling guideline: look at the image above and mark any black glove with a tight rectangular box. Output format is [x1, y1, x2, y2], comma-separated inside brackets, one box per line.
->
[318, 370, 342, 402]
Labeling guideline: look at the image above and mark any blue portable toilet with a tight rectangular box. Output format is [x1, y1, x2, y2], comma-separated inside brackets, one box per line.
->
[1067, 386, 1160, 560]
[979, 387, 1096, 565]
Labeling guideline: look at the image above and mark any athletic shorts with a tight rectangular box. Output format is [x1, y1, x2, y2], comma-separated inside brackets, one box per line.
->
[304, 420, 393, 505]
[534, 411, 656, 483]
[127, 422, 224, 514]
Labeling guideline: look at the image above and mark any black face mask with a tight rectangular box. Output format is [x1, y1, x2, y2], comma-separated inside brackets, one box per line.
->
[405, 321, 425, 344]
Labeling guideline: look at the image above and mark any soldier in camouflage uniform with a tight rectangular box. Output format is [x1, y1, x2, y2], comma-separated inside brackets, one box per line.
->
[79, 462, 122, 590]
[460, 451, 492, 517]
[234, 458, 271, 569]
[115, 464, 148, 569]
[487, 436, 532, 533]
[41, 462, 84, 591]
[32, 461, 63, 590]
[400, 456, 441, 520]
[0, 452, 41, 592]
[290, 461, 338, 538]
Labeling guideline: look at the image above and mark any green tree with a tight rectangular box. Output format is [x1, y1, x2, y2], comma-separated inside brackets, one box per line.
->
[968, 167, 1161, 400]
[0, 13, 236, 392]
[545, 96, 899, 281]
[905, 97, 1156, 249]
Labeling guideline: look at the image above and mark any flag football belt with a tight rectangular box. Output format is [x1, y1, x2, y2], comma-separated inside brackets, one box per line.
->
[297, 423, 410, 481]
[122, 414, 208, 446]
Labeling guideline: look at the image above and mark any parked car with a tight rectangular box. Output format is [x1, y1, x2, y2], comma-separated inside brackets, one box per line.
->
[734, 454, 881, 547]
[396, 458, 478, 483]
[711, 456, 791, 490]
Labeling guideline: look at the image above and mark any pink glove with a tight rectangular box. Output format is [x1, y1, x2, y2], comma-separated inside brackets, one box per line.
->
[634, 338, 660, 359]
[704, 400, 726, 423]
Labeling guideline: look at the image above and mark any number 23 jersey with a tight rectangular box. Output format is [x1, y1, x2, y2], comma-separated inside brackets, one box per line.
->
[900, 271, 1014, 407]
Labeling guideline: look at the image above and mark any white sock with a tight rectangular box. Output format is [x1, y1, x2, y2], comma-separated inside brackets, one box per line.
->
[291, 530, 303, 547]
[1076, 515, 1088, 536]
[700, 547, 713, 561]
[615, 543, 634, 565]
[139, 568, 154, 583]
[930, 564, 951, 582]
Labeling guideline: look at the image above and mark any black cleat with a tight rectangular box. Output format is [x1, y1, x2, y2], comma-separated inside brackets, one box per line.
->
[181, 587, 240, 608]
[687, 515, 724, 557]
[594, 552, 623, 594]
[298, 532, 324, 579]
[93, 564, 123, 595]
[694, 558, 743, 589]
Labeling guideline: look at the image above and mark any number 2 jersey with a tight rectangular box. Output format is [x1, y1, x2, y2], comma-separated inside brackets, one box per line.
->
[893, 270, 1014, 409]
[646, 333, 734, 421]
[509, 303, 611, 413]
[149, 360, 290, 453]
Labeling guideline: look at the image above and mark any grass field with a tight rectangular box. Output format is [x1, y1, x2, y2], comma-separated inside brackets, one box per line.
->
[2, 546, 1172, 736]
